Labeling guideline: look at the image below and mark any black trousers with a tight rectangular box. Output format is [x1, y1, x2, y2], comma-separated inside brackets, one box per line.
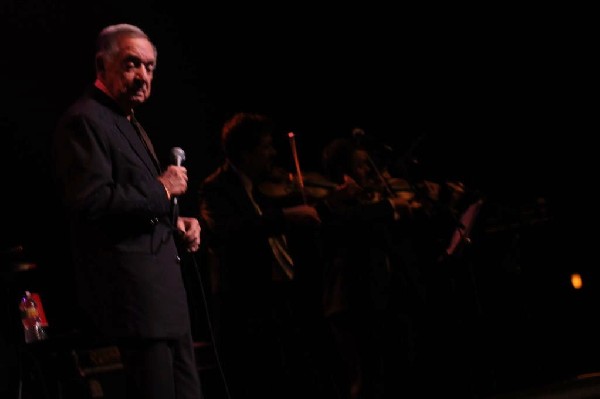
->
[119, 331, 203, 399]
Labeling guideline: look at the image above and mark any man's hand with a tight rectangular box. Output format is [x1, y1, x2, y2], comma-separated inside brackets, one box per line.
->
[176, 216, 201, 252]
[158, 165, 188, 198]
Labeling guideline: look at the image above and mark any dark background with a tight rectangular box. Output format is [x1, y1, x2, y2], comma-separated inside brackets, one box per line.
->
[1, 2, 593, 397]
[3, 2, 588, 241]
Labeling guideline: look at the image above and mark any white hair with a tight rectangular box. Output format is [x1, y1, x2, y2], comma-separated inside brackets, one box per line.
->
[95, 23, 157, 72]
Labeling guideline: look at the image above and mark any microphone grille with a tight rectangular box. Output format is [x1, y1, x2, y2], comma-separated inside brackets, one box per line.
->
[170, 147, 186, 163]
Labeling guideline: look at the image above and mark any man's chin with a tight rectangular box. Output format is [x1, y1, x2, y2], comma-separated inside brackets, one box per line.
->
[130, 95, 148, 106]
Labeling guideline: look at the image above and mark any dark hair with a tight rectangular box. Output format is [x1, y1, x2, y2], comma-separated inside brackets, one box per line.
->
[221, 112, 274, 164]
[322, 138, 359, 184]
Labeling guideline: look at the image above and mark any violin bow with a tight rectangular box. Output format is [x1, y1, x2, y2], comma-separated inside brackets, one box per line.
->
[288, 132, 307, 204]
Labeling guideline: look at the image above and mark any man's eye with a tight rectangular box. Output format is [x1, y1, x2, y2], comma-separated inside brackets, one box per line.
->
[124, 60, 154, 73]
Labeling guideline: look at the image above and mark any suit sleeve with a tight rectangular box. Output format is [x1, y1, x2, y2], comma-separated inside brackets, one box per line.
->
[53, 112, 170, 223]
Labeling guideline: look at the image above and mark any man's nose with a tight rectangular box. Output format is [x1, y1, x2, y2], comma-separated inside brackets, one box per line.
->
[136, 65, 151, 80]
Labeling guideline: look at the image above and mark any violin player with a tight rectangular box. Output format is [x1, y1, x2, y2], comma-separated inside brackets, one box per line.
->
[197, 112, 338, 398]
[315, 137, 431, 399]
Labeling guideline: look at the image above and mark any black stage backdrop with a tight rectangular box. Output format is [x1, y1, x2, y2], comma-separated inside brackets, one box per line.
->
[1, 1, 593, 397]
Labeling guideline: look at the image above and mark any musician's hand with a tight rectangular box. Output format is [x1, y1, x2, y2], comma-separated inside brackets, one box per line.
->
[446, 181, 466, 206]
[283, 204, 322, 226]
[327, 175, 363, 203]
[389, 191, 422, 219]
[422, 180, 441, 202]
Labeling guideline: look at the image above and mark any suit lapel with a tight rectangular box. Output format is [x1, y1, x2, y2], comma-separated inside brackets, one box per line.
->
[88, 87, 161, 176]
[115, 117, 161, 175]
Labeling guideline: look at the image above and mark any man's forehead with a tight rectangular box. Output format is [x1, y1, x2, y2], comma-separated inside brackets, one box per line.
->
[117, 37, 154, 55]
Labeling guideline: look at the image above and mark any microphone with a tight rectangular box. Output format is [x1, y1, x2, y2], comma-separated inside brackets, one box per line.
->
[170, 147, 186, 167]
[169, 147, 186, 209]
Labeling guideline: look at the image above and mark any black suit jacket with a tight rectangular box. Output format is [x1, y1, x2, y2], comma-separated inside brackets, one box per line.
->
[53, 86, 190, 339]
[198, 163, 291, 300]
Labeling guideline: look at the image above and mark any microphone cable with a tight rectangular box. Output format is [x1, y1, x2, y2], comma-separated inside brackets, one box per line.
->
[185, 246, 233, 399]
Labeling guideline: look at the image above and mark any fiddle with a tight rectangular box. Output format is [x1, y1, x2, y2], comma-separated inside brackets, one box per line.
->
[258, 167, 339, 202]
[374, 167, 466, 204]
[258, 131, 346, 204]
[359, 166, 470, 218]
[351, 167, 419, 205]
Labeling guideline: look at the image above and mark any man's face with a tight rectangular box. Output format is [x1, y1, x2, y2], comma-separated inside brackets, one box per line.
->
[101, 36, 156, 110]
[351, 149, 373, 186]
